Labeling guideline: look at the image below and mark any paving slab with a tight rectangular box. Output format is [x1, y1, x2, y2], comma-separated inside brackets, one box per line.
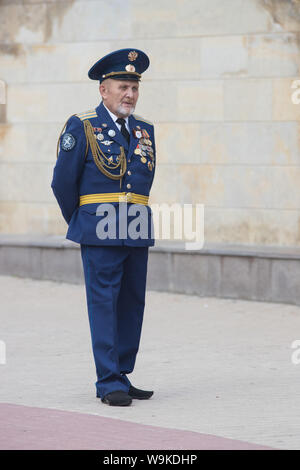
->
[0, 403, 272, 450]
[0, 275, 300, 449]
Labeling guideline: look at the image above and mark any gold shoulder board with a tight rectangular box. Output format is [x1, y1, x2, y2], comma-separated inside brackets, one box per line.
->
[76, 109, 98, 121]
[133, 114, 153, 126]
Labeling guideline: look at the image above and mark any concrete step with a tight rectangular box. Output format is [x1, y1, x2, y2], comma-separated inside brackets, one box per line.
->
[0, 234, 299, 305]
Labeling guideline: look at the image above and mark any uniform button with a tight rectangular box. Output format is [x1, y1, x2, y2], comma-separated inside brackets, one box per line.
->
[126, 183, 131, 189]
[128, 159, 131, 163]
[127, 170, 131, 175]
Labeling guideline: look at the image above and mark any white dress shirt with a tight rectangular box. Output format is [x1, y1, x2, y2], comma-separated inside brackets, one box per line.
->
[103, 104, 130, 133]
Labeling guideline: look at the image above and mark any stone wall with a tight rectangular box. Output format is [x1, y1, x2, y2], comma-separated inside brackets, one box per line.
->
[0, 0, 300, 245]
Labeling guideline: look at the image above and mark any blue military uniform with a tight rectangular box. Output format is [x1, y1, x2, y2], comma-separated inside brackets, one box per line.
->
[51, 49, 155, 400]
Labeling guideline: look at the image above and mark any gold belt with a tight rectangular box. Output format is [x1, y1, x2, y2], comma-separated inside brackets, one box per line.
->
[79, 192, 149, 206]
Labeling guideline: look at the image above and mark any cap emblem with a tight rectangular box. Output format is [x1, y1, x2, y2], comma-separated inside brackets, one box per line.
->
[125, 64, 136, 72]
[128, 50, 138, 61]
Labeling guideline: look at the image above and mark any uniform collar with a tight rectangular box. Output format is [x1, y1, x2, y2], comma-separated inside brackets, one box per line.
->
[96, 101, 129, 149]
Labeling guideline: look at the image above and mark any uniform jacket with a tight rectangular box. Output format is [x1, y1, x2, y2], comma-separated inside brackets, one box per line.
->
[51, 101, 156, 246]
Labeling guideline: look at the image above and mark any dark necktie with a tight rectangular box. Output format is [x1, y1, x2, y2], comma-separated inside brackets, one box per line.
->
[116, 118, 130, 145]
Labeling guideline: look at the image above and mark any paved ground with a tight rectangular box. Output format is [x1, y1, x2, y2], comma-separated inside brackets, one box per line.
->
[0, 274, 300, 450]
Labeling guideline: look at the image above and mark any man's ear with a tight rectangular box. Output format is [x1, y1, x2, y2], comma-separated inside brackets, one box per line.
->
[99, 83, 105, 98]
[100, 79, 112, 99]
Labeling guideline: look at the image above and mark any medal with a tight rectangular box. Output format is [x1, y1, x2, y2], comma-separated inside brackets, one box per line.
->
[141, 156, 147, 163]
[102, 140, 113, 146]
[97, 133, 104, 141]
[134, 147, 141, 155]
[102, 123, 107, 128]
[108, 129, 116, 137]
[142, 129, 150, 139]
[133, 128, 142, 139]
[148, 161, 153, 171]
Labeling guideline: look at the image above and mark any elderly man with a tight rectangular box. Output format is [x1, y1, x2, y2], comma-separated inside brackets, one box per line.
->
[51, 49, 156, 406]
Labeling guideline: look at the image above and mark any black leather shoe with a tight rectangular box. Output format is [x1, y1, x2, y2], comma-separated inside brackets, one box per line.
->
[128, 385, 154, 400]
[101, 390, 132, 406]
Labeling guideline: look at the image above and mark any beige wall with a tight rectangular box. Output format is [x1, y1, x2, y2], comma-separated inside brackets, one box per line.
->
[0, 0, 300, 245]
